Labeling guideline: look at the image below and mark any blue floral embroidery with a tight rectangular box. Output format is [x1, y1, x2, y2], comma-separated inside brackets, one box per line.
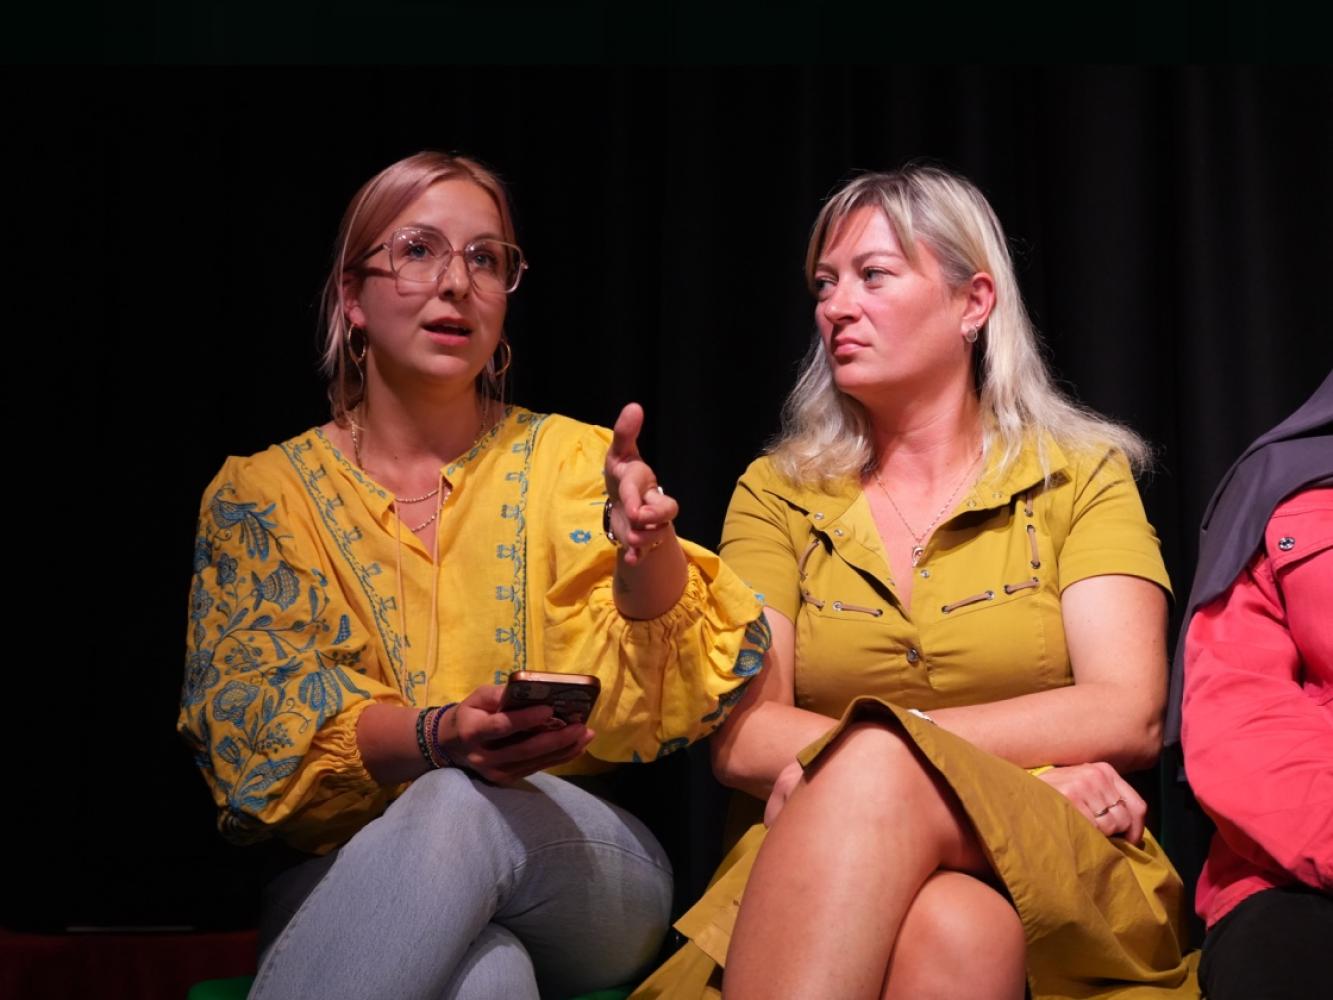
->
[253, 563, 300, 611]
[228, 757, 302, 816]
[298, 667, 367, 727]
[183, 479, 372, 824]
[285, 436, 407, 698]
[210, 494, 280, 561]
[183, 650, 219, 707]
[655, 737, 690, 760]
[255, 722, 294, 754]
[569, 529, 592, 544]
[216, 552, 238, 586]
[313, 428, 389, 500]
[734, 648, 764, 677]
[189, 581, 214, 621]
[491, 413, 548, 673]
[701, 680, 751, 724]
[213, 680, 258, 725]
[216, 736, 242, 768]
[745, 614, 773, 652]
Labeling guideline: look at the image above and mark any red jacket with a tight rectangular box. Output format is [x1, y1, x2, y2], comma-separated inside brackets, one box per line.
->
[1182, 487, 1333, 927]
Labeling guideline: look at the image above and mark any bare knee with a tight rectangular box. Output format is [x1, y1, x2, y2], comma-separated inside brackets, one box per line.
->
[883, 872, 1026, 1000]
[801, 723, 983, 871]
[804, 722, 928, 807]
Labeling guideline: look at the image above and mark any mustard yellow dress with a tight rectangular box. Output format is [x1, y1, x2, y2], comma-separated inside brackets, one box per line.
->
[178, 407, 767, 855]
[635, 440, 1199, 999]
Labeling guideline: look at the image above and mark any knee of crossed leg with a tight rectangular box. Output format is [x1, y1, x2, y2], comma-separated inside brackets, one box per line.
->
[803, 721, 932, 822]
[353, 767, 499, 864]
[889, 873, 1027, 999]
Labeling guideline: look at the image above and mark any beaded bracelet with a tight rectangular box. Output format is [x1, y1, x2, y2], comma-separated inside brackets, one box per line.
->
[431, 702, 461, 769]
[415, 707, 443, 769]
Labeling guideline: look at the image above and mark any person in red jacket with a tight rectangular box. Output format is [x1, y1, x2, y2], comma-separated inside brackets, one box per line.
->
[1179, 374, 1331, 1000]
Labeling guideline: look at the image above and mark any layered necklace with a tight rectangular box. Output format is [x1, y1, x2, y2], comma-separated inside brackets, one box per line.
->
[872, 447, 984, 567]
[349, 414, 452, 534]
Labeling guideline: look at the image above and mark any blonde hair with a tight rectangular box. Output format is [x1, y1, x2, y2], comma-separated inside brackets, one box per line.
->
[319, 151, 519, 425]
[769, 165, 1150, 487]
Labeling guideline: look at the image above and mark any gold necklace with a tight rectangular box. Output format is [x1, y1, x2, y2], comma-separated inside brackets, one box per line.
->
[872, 448, 983, 567]
[348, 415, 450, 533]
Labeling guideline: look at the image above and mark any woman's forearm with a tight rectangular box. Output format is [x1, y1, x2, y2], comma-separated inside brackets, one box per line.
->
[711, 700, 837, 798]
[357, 702, 433, 785]
[612, 528, 689, 620]
[714, 675, 1161, 799]
[928, 681, 1162, 772]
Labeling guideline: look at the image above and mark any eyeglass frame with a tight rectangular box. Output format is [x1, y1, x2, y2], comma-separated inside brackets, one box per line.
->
[352, 227, 529, 294]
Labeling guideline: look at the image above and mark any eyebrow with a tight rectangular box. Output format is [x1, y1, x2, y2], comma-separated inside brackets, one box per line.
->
[402, 223, 505, 243]
[814, 248, 907, 271]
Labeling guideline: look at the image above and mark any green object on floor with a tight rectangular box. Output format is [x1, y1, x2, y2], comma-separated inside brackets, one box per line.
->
[186, 976, 254, 1000]
[186, 976, 631, 999]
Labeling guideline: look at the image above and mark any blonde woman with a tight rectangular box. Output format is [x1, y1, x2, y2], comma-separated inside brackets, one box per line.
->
[178, 152, 767, 1000]
[637, 166, 1196, 999]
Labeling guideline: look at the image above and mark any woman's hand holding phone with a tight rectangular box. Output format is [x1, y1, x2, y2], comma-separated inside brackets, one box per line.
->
[440, 682, 595, 783]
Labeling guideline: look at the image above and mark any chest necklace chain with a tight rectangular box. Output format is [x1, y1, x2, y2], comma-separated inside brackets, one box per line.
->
[349, 418, 451, 534]
[872, 449, 983, 567]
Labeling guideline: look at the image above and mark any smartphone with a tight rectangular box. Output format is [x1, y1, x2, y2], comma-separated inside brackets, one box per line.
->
[499, 671, 601, 728]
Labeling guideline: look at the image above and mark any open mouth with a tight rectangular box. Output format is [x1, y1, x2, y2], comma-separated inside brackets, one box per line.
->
[423, 319, 472, 336]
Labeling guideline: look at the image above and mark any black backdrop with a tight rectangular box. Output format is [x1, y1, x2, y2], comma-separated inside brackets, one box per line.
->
[17, 66, 1332, 933]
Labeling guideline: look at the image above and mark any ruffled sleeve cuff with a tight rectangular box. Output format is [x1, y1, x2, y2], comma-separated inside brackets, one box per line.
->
[214, 696, 398, 854]
[542, 538, 769, 763]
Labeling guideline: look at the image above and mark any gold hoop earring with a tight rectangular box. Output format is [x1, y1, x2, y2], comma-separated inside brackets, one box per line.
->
[491, 337, 513, 378]
[345, 326, 368, 405]
[348, 326, 369, 364]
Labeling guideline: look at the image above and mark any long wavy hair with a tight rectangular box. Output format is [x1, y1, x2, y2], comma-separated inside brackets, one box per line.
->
[319, 151, 519, 426]
[769, 165, 1149, 487]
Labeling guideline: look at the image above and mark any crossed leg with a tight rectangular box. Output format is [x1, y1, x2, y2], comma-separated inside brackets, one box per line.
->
[724, 721, 1026, 1000]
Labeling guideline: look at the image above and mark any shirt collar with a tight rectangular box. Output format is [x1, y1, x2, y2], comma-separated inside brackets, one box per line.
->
[312, 405, 530, 516]
[760, 435, 1070, 528]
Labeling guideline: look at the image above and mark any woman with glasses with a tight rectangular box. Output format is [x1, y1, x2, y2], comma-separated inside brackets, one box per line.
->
[178, 151, 767, 1000]
[636, 166, 1197, 998]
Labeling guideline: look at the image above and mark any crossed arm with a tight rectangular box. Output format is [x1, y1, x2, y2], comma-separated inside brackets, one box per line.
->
[712, 573, 1168, 841]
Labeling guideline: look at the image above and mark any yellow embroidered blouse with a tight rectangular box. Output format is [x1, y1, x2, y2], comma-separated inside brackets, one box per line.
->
[179, 407, 767, 854]
[721, 439, 1171, 717]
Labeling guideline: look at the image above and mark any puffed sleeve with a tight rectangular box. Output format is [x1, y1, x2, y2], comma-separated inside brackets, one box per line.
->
[178, 457, 404, 854]
[536, 420, 770, 763]
[1058, 449, 1172, 595]
[718, 458, 804, 624]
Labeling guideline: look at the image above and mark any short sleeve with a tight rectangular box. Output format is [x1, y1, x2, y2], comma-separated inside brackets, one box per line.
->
[1057, 450, 1172, 596]
[178, 457, 405, 854]
[537, 422, 770, 763]
[719, 458, 803, 623]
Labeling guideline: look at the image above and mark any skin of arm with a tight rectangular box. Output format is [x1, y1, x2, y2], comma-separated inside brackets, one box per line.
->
[357, 687, 594, 786]
[713, 573, 1168, 799]
[605, 402, 690, 620]
[710, 610, 836, 800]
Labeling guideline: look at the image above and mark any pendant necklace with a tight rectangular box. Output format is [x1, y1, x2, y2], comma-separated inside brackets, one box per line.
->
[872, 448, 983, 567]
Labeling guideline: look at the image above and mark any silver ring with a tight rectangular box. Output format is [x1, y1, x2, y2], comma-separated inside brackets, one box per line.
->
[1093, 798, 1125, 819]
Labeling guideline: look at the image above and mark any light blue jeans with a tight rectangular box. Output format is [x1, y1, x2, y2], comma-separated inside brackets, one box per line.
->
[251, 769, 673, 1000]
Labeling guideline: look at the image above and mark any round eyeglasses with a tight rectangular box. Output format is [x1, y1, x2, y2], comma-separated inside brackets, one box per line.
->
[357, 227, 528, 294]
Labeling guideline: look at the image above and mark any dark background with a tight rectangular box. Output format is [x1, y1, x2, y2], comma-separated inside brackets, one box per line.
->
[15, 65, 1333, 936]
